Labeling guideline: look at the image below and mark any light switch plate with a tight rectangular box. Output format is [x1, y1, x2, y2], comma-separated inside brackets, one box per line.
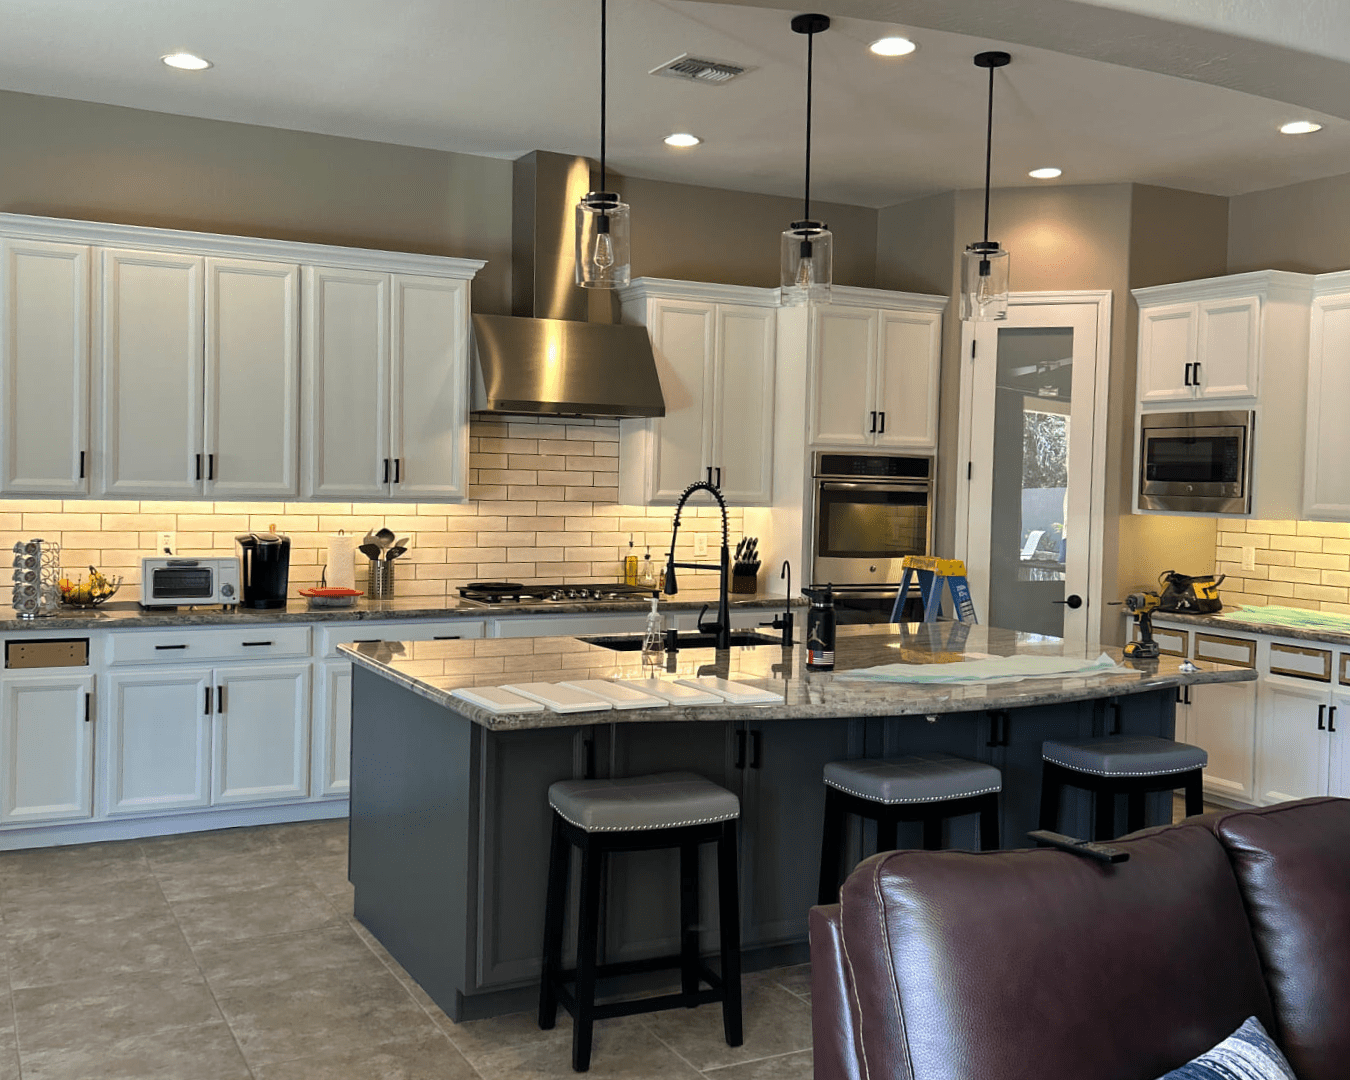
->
[1242, 545, 1256, 571]
[157, 532, 176, 555]
[694, 533, 709, 557]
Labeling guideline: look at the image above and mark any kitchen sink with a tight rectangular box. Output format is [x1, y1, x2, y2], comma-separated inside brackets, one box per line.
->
[580, 631, 788, 652]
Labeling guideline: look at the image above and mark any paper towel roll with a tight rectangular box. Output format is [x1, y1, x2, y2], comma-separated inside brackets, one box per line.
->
[326, 533, 355, 590]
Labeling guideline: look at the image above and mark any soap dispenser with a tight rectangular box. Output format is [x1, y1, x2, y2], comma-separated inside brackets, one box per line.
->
[642, 592, 666, 660]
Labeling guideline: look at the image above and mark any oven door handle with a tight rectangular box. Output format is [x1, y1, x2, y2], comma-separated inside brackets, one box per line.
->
[817, 480, 932, 494]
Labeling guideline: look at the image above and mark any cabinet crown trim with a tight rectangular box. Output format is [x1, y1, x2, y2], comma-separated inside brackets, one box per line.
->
[618, 277, 782, 307]
[1312, 271, 1350, 298]
[1133, 270, 1314, 307]
[824, 285, 948, 312]
[0, 213, 486, 280]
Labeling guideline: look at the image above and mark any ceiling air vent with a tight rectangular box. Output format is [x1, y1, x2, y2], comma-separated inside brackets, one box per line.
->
[649, 53, 753, 84]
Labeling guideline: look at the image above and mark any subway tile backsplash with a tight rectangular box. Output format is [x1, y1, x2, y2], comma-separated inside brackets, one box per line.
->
[0, 418, 739, 605]
[1214, 519, 1350, 614]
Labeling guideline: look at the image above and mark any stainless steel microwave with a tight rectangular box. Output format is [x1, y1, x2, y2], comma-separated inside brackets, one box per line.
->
[1139, 410, 1253, 514]
[140, 556, 241, 608]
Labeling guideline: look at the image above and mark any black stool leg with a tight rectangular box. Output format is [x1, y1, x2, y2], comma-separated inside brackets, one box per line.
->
[716, 820, 743, 1048]
[1094, 784, 1116, 842]
[1183, 769, 1205, 818]
[920, 812, 942, 851]
[679, 841, 700, 1002]
[1039, 763, 1062, 831]
[818, 786, 846, 906]
[1126, 791, 1146, 835]
[572, 835, 605, 1073]
[877, 811, 899, 854]
[978, 793, 1000, 851]
[539, 813, 569, 1031]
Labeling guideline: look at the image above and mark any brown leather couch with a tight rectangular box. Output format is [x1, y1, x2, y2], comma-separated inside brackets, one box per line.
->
[810, 797, 1350, 1080]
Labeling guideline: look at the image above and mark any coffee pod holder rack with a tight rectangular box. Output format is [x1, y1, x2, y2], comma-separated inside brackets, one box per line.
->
[11, 539, 62, 619]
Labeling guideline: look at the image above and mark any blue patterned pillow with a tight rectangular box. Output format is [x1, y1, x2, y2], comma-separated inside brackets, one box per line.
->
[1159, 1017, 1296, 1079]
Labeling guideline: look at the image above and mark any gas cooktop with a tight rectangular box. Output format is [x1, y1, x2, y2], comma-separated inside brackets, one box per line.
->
[456, 582, 654, 606]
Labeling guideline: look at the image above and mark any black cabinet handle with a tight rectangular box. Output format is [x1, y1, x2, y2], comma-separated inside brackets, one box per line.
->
[1193, 361, 1201, 386]
[706, 466, 713, 485]
[208, 454, 215, 481]
[78, 450, 85, 479]
[242, 641, 273, 647]
[383, 459, 390, 484]
[1331, 706, 1338, 733]
[155, 644, 188, 651]
[432, 635, 461, 641]
[714, 467, 721, 489]
[986, 710, 1010, 747]
[1108, 700, 1122, 736]
[1319, 704, 1327, 731]
[878, 411, 885, 434]
[749, 730, 762, 769]
[84, 693, 91, 723]
[869, 411, 877, 433]
[195, 454, 202, 481]
[205, 685, 213, 715]
[1183, 363, 1191, 387]
[395, 458, 402, 484]
[217, 686, 224, 714]
[734, 730, 747, 770]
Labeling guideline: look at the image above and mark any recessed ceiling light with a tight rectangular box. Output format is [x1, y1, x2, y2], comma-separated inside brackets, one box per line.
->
[869, 37, 917, 57]
[1279, 120, 1322, 135]
[161, 52, 212, 71]
[663, 133, 701, 147]
[1028, 167, 1062, 179]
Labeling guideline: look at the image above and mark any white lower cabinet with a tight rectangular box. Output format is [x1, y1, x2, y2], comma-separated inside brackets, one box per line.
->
[1256, 675, 1334, 804]
[1182, 679, 1258, 803]
[0, 674, 94, 824]
[213, 664, 311, 804]
[317, 661, 352, 796]
[107, 668, 212, 815]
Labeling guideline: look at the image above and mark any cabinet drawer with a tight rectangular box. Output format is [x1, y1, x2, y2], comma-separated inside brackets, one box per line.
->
[1194, 633, 1256, 668]
[1269, 642, 1333, 683]
[1137, 624, 1187, 658]
[318, 619, 484, 657]
[110, 626, 311, 665]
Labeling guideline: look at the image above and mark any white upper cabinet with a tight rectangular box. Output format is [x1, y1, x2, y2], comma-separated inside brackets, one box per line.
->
[1137, 303, 1197, 403]
[1304, 277, 1350, 520]
[303, 266, 391, 499]
[0, 239, 90, 495]
[390, 273, 472, 500]
[98, 248, 204, 497]
[205, 258, 301, 498]
[1196, 296, 1261, 399]
[618, 281, 775, 506]
[808, 289, 945, 451]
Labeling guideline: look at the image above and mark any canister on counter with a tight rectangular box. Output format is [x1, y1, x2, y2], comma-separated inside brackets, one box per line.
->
[804, 585, 836, 671]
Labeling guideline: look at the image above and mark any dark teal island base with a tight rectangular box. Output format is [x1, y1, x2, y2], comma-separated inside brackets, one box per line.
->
[347, 640, 1198, 1022]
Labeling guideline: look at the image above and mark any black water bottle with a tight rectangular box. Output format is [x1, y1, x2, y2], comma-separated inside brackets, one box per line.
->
[804, 585, 836, 671]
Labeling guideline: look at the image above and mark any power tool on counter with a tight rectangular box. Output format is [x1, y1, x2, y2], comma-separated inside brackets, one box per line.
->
[1121, 591, 1162, 660]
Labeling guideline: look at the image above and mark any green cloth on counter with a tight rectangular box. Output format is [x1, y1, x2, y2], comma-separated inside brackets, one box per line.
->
[1221, 605, 1350, 633]
[835, 653, 1126, 684]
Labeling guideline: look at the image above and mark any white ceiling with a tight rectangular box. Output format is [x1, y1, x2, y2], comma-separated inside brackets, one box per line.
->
[0, 0, 1346, 208]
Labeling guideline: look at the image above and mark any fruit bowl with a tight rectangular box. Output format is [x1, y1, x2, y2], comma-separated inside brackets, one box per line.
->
[59, 568, 122, 608]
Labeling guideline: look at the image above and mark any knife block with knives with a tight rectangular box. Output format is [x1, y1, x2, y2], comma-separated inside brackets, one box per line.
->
[732, 536, 761, 594]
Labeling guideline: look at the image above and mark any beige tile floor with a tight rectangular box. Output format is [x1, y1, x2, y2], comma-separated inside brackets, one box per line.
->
[0, 821, 814, 1080]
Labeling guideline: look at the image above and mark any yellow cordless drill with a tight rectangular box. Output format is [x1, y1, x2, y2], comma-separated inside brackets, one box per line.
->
[1122, 591, 1162, 660]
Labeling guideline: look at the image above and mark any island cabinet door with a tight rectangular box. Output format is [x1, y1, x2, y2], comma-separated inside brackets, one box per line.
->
[601, 720, 741, 965]
[739, 717, 859, 948]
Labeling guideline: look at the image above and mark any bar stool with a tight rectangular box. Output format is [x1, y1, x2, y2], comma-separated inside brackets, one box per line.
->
[539, 771, 743, 1073]
[817, 753, 1002, 906]
[1039, 735, 1207, 841]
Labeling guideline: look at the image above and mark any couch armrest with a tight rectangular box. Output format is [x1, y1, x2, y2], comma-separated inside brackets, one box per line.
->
[809, 904, 867, 1080]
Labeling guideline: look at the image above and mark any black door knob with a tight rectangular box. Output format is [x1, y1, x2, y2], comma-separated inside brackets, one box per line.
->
[1052, 594, 1084, 609]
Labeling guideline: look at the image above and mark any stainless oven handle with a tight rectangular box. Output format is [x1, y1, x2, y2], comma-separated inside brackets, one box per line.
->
[817, 480, 932, 493]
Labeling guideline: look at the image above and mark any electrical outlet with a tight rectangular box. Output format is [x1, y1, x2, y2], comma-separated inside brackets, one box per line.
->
[694, 533, 709, 558]
[1242, 545, 1256, 571]
[157, 531, 176, 555]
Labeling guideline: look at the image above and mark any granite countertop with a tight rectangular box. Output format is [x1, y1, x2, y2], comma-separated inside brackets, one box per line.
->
[341, 622, 1257, 731]
[1146, 606, 1350, 649]
[0, 590, 799, 634]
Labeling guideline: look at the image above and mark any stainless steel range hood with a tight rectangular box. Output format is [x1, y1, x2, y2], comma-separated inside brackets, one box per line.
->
[471, 150, 665, 419]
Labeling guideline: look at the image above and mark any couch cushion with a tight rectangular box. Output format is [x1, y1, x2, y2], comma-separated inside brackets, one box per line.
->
[837, 821, 1273, 1080]
[809, 905, 863, 1080]
[1209, 797, 1350, 1080]
[1158, 1016, 1295, 1080]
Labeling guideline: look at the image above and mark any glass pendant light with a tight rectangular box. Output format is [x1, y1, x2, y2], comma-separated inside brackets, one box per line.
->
[781, 13, 832, 306]
[960, 51, 1012, 321]
[576, 0, 630, 289]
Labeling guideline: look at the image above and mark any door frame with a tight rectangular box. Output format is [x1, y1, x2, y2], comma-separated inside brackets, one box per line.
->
[954, 290, 1113, 645]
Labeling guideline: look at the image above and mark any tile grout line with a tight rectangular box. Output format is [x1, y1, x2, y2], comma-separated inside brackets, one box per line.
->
[700, 1047, 814, 1076]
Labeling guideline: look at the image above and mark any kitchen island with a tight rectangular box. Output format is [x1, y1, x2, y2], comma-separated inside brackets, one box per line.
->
[342, 622, 1254, 1021]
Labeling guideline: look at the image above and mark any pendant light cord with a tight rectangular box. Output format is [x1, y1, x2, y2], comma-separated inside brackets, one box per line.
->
[600, 0, 607, 192]
[804, 28, 814, 221]
[982, 63, 994, 245]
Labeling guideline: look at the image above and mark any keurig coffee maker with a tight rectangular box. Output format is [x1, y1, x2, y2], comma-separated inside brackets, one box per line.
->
[235, 532, 290, 609]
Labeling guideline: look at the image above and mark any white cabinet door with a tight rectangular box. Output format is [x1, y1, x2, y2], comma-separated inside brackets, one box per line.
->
[391, 274, 469, 500]
[1186, 680, 1258, 803]
[1303, 295, 1350, 519]
[712, 303, 775, 505]
[0, 674, 93, 824]
[99, 249, 204, 496]
[647, 299, 714, 503]
[1327, 689, 1350, 798]
[317, 660, 352, 796]
[1196, 296, 1260, 399]
[1137, 303, 1197, 404]
[213, 663, 311, 804]
[875, 308, 940, 449]
[302, 267, 390, 499]
[810, 306, 877, 447]
[0, 239, 90, 495]
[205, 258, 300, 498]
[106, 667, 212, 815]
[1256, 676, 1329, 805]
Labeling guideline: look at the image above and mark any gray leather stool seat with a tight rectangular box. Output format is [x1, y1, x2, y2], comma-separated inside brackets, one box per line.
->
[548, 771, 741, 832]
[1042, 736, 1208, 777]
[823, 752, 1003, 805]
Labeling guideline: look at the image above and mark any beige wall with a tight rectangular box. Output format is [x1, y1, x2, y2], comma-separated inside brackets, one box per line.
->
[1229, 172, 1350, 274]
[874, 191, 954, 297]
[617, 174, 879, 289]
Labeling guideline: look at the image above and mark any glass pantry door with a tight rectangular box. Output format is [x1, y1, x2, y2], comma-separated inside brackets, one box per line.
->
[961, 299, 1107, 644]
